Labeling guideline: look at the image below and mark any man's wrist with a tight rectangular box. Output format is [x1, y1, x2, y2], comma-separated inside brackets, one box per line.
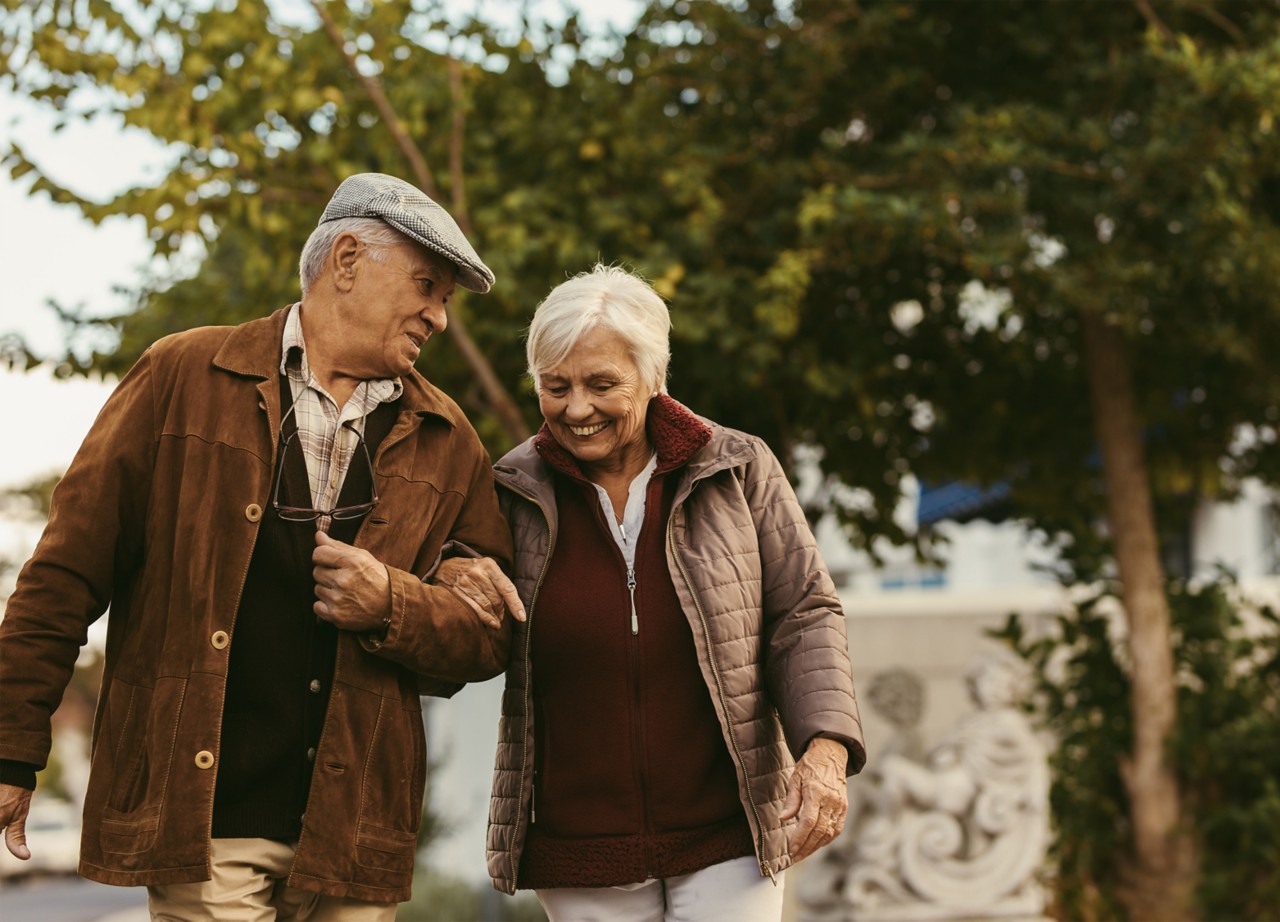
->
[364, 565, 394, 647]
[0, 759, 39, 791]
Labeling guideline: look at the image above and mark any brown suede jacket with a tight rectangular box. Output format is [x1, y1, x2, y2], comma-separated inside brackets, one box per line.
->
[486, 396, 865, 893]
[0, 307, 512, 903]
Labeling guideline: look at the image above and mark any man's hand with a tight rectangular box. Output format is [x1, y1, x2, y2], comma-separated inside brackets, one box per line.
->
[780, 737, 849, 863]
[1, 783, 32, 861]
[432, 557, 525, 629]
[312, 530, 392, 632]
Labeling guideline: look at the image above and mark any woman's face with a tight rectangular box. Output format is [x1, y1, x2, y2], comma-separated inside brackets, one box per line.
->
[537, 325, 654, 476]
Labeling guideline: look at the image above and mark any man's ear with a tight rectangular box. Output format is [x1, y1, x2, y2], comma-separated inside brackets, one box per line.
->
[332, 232, 361, 292]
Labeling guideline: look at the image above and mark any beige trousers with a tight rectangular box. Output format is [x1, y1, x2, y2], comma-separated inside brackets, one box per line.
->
[147, 838, 398, 921]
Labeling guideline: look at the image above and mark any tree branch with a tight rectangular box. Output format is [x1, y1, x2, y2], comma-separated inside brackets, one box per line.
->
[1187, 1, 1245, 46]
[1132, 0, 1177, 45]
[448, 57, 469, 231]
[310, 0, 531, 443]
[311, 0, 441, 201]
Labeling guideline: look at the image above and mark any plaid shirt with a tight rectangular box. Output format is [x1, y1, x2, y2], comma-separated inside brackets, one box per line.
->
[279, 304, 403, 531]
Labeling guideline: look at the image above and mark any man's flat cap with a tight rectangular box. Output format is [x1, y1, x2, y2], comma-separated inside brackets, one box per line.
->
[319, 172, 495, 293]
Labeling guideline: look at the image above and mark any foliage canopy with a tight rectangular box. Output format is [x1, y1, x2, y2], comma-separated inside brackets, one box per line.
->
[4, 0, 1279, 565]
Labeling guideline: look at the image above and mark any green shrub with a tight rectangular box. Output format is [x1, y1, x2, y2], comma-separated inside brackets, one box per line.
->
[994, 577, 1280, 921]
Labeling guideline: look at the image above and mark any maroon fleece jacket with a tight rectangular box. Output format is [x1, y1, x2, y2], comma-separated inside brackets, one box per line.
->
[517, 417, 755, 888]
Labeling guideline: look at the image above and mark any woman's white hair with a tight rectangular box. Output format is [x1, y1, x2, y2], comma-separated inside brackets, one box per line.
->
[526, 264, 671, 395]
[297, 217, 409, 295]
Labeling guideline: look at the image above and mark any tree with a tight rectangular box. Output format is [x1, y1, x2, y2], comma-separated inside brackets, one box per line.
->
[761, 2, 1280, 917]
[6, 0, 1280, 916]
[0, 472, 60, 599]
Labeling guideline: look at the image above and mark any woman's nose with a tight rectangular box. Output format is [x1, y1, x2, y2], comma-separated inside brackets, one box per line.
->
[564, 390, 592, 419]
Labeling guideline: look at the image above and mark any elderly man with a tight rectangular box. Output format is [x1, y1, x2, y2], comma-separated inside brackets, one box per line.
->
[0, 173, 522, 919]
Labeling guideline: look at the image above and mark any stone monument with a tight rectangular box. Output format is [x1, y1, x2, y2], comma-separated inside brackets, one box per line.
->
[797, 653, 1051, 922]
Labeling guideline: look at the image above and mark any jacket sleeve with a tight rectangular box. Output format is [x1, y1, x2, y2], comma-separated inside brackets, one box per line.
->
[361, 436, 514, 686]
[747, 439, 866, 774]
[0, 350, 157, 768]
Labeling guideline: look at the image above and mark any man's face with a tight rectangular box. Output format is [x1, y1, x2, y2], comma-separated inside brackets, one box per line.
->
[348, 240, 458, 379]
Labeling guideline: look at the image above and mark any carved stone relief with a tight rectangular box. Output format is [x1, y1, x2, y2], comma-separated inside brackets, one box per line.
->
[796, 653, 1051, 922]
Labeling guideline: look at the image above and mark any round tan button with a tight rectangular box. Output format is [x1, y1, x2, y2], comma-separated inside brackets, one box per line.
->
[194, 750, 214, 769]
[211, 631, 230, 650]
[245, 504, 263, 523]
[308, 679, 321, 693]
[306, 747, 317, 762]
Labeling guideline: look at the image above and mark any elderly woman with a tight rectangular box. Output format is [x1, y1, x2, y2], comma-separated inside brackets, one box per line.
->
[451, 264, 864, 921]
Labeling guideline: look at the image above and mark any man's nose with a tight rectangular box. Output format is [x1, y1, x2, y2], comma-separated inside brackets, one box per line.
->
[421, 299, 448, 334]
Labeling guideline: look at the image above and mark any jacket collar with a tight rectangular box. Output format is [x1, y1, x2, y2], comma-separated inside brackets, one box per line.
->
[495, 395, 762, 509]
[212, 305, 460, 427]
[531, 394, 713, 484]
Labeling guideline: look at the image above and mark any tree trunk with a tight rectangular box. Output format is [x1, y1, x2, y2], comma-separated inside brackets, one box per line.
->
[1079, 311, 1196, 921]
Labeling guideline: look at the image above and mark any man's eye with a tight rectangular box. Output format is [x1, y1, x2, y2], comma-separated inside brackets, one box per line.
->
[545, 387, 568, 397]
[416, 278, 434, 294]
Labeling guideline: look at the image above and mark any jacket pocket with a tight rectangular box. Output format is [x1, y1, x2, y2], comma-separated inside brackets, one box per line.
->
[356, 698, 426, 842]
[99, 802, 161, 856]
[102, 680, 155, 814]
[355, 821, 418, 873]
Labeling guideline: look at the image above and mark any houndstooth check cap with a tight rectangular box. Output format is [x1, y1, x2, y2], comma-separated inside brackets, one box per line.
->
[319, 172, 495, 293]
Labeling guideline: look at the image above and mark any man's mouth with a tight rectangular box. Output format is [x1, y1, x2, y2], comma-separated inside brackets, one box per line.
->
[569, 421, 610, 437]
[405, 332, 426, 348]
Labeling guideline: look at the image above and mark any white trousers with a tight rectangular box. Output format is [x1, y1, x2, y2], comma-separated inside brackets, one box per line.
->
[535, 855, 786, 922]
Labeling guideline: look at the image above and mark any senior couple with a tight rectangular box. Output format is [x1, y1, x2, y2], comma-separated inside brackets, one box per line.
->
[0, 174, 863, 921]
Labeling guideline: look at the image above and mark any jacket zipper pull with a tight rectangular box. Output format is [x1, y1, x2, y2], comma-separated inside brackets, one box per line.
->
[531, 770, 537, 824]
[627, 568, 638, 635]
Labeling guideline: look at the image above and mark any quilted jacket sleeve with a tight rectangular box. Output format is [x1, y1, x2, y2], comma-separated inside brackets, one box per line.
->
[746, 439, 866, 773]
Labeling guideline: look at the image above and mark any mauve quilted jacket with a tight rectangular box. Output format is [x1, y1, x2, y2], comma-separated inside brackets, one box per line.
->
[485, 397, 865, 893]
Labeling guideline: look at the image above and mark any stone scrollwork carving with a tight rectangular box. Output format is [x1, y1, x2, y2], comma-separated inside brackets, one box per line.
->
[842, 653, 1051, 921]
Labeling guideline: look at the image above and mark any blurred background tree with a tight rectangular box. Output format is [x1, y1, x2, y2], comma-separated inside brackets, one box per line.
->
[4, 0, 1280, 918]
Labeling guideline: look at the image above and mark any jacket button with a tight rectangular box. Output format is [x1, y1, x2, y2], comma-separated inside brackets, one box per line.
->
[306, 747, 317, 762]
[194, 750, 215, 769]
[245, 504, 263, 522]
[308, 679, 321, 693]
[211, 631, 230, 650]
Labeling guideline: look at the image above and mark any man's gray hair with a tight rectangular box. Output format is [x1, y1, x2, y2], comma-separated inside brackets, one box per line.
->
[298, 217, 410, 295]
[526, 264, 671, 395]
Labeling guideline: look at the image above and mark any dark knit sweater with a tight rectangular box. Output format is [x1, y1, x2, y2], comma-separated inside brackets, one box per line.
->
[516, 402, 754, 889]
[210, 376, 397, 840]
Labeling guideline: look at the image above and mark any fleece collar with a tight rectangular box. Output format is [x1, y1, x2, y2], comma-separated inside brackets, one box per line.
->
[532, 394, 713, 483]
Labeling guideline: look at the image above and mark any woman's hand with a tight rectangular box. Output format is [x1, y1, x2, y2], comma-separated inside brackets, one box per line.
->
[432, 556, 525, 629]
[780, 737, 849, 863]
